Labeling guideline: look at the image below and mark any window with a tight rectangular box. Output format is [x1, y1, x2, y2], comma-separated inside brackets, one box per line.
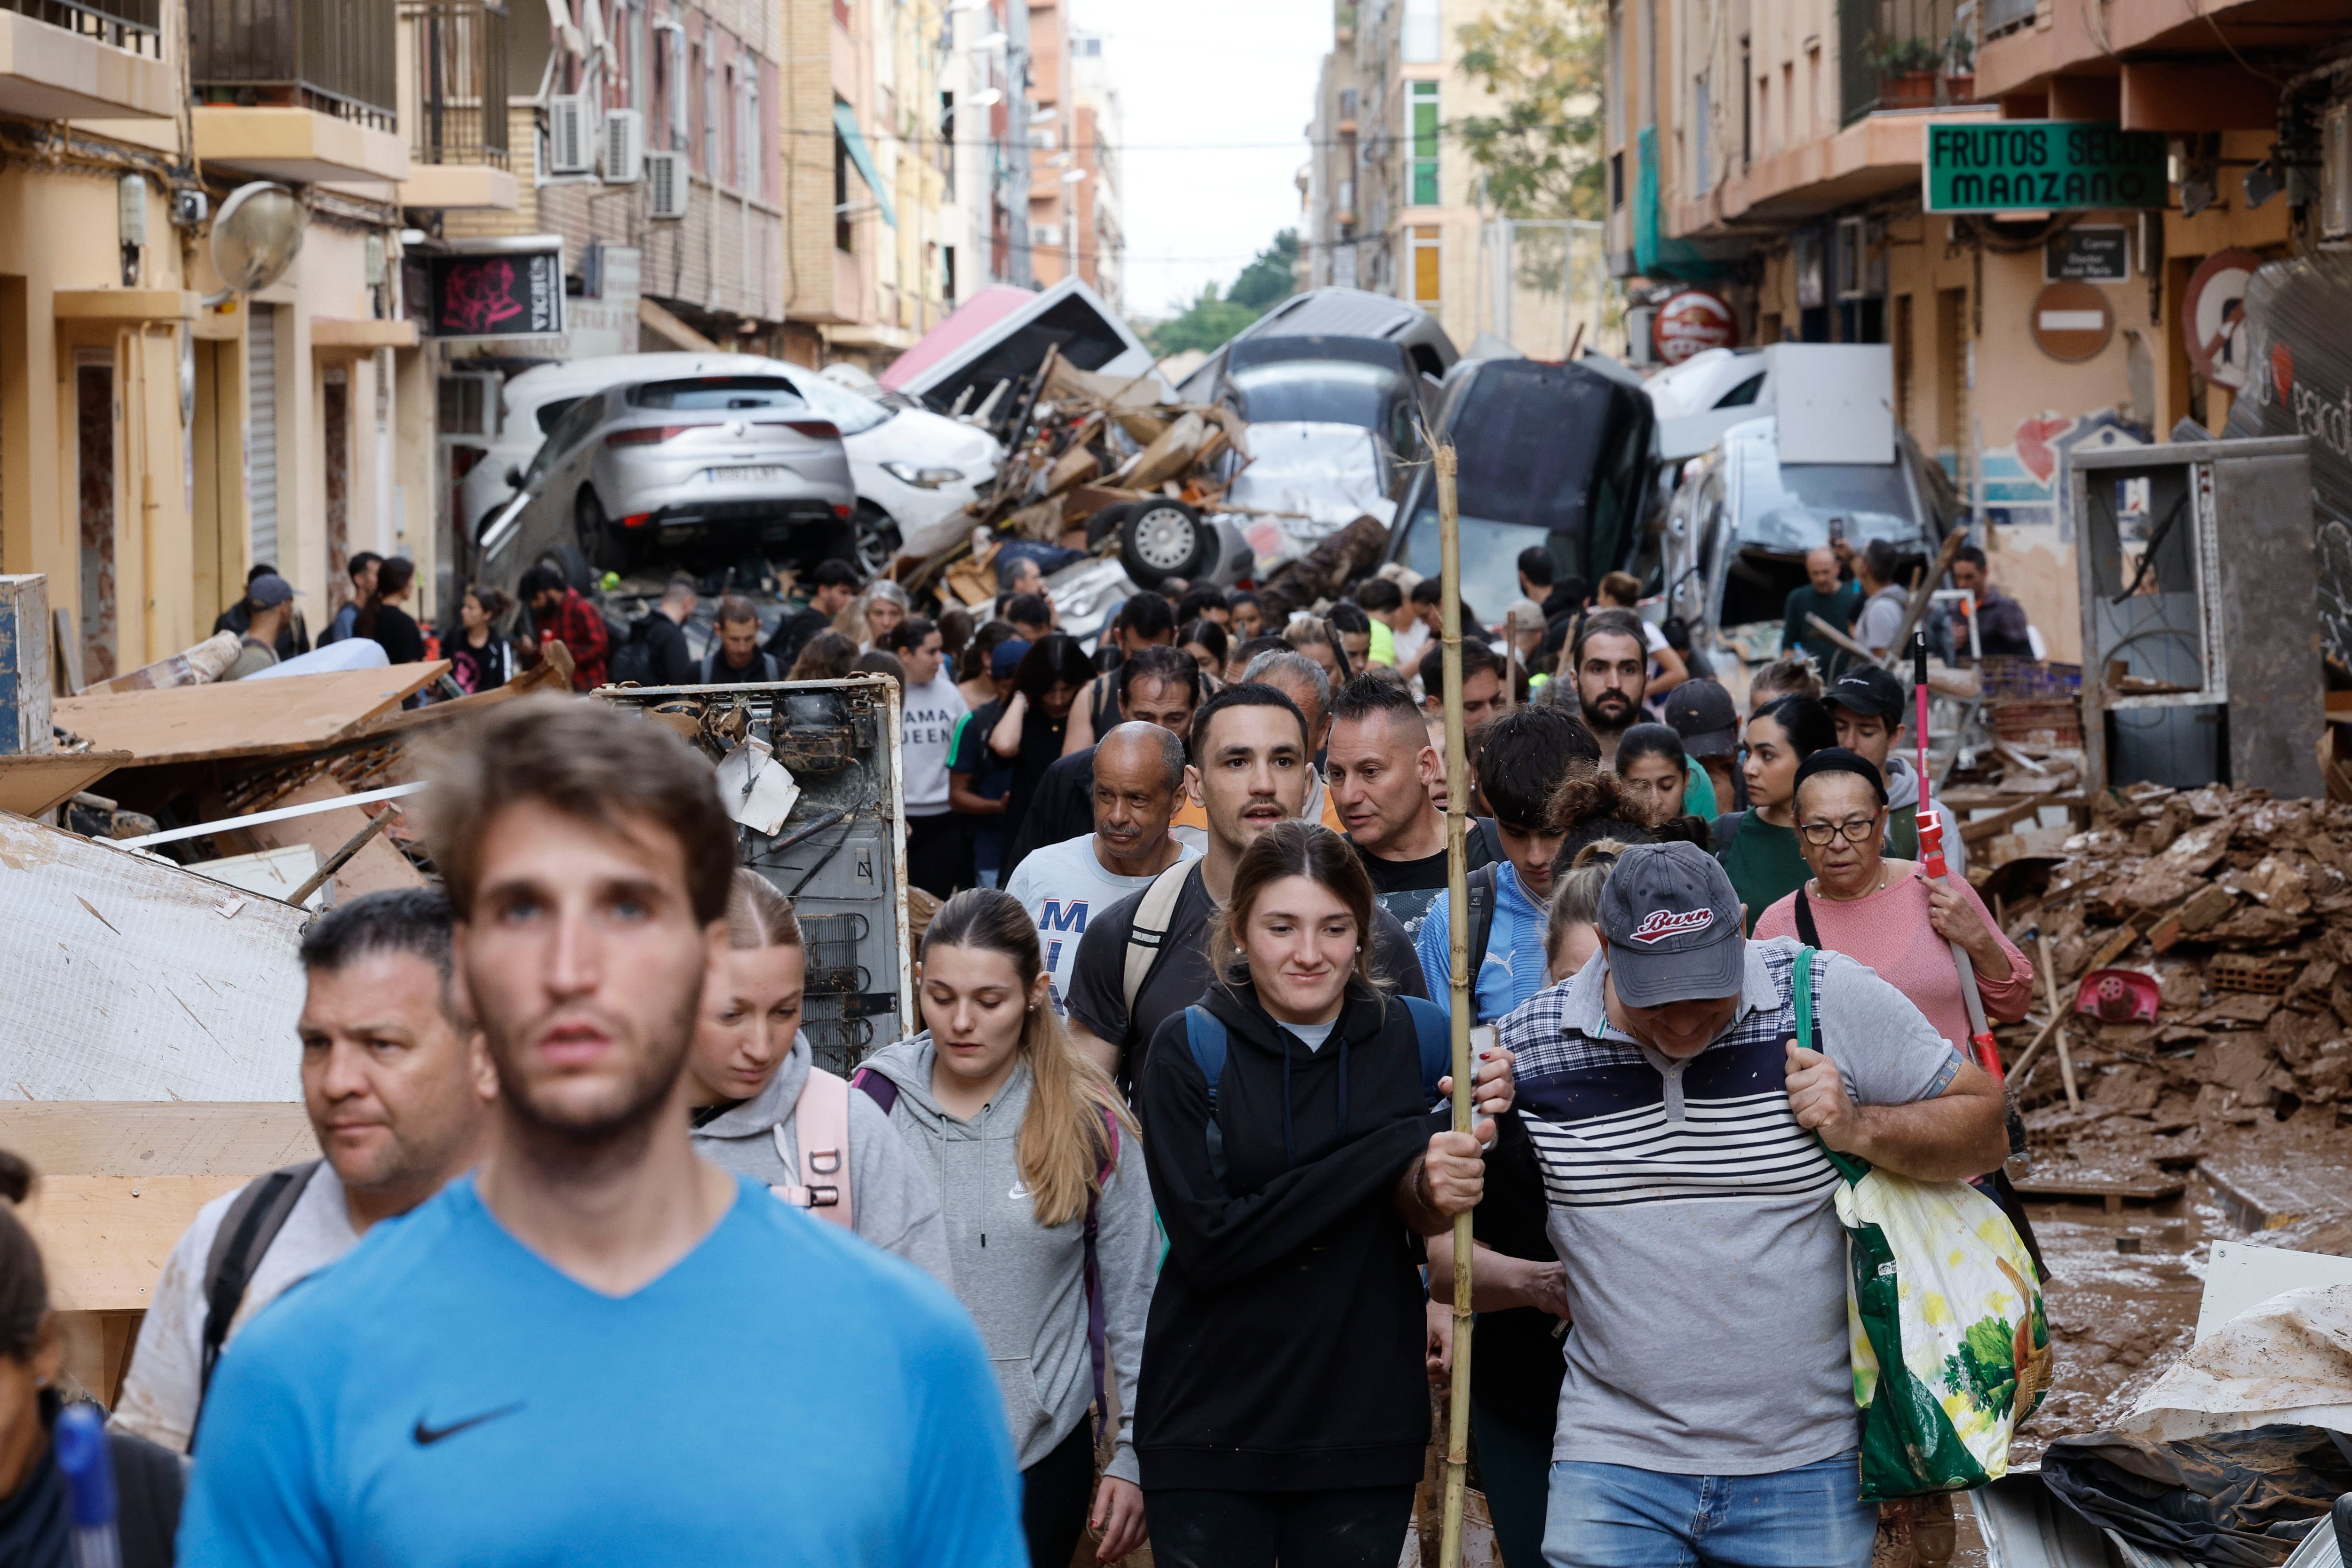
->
[624, 0, 647, 109]
[1411, 223, 1440, 305]
[702, 43, 719, 176]
[1409, 81, 1438, 205]
[738, 69, 757, 195]
[723, 64, 737, 186]
[1340, 87, 1358, 119]
[1402, 0, 1440, 61]
[939, 92, 956, 192]
[660, 19, 688, 150]
[834, 119, 853, 251]
[943, 244, 957, 302]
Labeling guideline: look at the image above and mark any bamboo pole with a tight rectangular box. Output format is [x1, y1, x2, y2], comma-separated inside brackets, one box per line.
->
[1436, 440, 1476, 1568]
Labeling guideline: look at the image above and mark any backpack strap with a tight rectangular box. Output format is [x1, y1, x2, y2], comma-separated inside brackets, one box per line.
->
[774, 1067, 854, 1229]
[1182, 1005, 1231, 1188]
[1399, 995, 1453, 1109]
[1465, 863, 1501, 1006]
[849, 1066, 900, 1119]
[1793, 887, 1823, 949]
[195, 1160, 322, 1442]
[1120, 861, 1197, 1022]
[1791, 947, 1869, 1186]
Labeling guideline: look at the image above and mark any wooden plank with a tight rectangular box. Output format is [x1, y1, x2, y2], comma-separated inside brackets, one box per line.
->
[0, 1103, 314, 1176]
[2200, 1160, 2352, 1232]
[0, 751, 133, 817]
[0, 812, 309, 1101]
[2009, 1175, 2185, 1205]
[240, 775, 425, 898]
[52, 664, 445, 766]
[19, 1174, 246, 1311]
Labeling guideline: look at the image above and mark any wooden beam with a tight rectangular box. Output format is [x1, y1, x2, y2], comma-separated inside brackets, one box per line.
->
[0, 1102, 316, 1176]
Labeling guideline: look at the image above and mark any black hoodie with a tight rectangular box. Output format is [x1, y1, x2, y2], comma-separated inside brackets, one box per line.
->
[1134, 977, 1460, 1493]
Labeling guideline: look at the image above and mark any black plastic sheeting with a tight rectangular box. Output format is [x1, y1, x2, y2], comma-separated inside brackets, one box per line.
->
[2038, 1424, 2352, 1567]
[2225, 248, 2352, 675]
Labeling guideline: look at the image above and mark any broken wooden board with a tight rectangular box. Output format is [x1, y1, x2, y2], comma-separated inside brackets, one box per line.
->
[0, 812, 308, 1100]
[20, 1174, 247, 1311]
[51, 662, 445, 767]
[0, 1102, 316, 1176]
[0, 750, 134, 817]
[237, 775, 425, 898]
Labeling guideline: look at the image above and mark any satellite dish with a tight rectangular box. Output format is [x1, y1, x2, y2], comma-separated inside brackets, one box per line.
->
[209, 183, 303, 294]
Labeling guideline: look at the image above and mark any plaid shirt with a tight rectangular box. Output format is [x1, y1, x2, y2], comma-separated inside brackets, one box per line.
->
[541, 587, 608, 691]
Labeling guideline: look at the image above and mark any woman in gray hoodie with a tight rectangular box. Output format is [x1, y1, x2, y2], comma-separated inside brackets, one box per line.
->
[686, 871, 952, 1284]
[856, 888, 1155, 1568]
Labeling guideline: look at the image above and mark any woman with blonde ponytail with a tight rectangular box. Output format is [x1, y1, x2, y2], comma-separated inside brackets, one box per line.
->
[853, 888, 1153, 1568]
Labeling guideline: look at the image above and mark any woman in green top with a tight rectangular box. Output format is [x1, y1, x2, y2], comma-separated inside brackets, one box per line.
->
[1713, 694, 1835, 932]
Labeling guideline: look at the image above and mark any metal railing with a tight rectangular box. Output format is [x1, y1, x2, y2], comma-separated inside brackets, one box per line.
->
[400, 0, 507, 167]
[190, 0, 397, 130]
[1840, 0, 1963, 125]
[0, 0, 160, 55]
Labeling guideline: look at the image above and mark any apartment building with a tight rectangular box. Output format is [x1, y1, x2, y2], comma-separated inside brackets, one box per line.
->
[1613, 0, 2344, 660]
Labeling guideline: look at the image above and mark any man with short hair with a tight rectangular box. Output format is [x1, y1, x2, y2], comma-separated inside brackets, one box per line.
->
[1569, 608, 1651, 765]
[224, 575, 302, 680]
[700, 595, 781, 684]
[213, 562, 312, 661]
[631, 574, 700, 686]
[1326, 674, 1498, 939]
[889, 614, 969, 896]
[1063, 683, 1431, 1084]
[1004, 722, 1200, 1016]
[763, 558, 861, 670]
[1947, 545, 2034, 660]
[1005, 645, 1203, 870]
[518, 563, 609, 691]
[1065, 592, 1179, 754]
[1003, 592, 1053, 642]
[1500, 841, 2008, 1568]
[1823, 665, 1967, 873]
[1176, 583, 1228, 628]
[1517, 547, 1583, 624]
[1414, 706, 1589, 1023]
[1851, 538, 1910, 657]
[318, 552, 385, 646]
[113, 890, 495, 1456]
[180, 699, 1025, 1565]
[1782, 545, 1863, 677]
[1418, 641, 1507, 731]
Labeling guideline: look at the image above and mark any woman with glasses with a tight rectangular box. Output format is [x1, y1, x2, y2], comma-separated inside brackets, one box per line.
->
[1712, 694, 1835, 931]
[1752, 748, 2034, 1053]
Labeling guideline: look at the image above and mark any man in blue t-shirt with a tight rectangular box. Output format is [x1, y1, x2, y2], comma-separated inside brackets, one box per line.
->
[178, 698, 1025, 1568]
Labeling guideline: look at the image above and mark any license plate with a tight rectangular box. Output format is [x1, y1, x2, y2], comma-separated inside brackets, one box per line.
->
[707, 466, 793, 484]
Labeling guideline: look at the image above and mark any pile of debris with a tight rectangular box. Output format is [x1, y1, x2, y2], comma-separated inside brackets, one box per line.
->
[1988, 782, 2352, 1211]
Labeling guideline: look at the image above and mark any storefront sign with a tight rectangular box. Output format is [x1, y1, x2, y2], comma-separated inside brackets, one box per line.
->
[2045, 226, 2129, 284]
[421, 246, 564, 340]
[1925, 121, 2167, 213]
[1652, 289, 1738, 364]
[2182, 249, 2262, 390]
[2029, 280, 2114, 363]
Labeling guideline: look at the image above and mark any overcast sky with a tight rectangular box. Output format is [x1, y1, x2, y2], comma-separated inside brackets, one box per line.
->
[1073, 0, 1330, 322]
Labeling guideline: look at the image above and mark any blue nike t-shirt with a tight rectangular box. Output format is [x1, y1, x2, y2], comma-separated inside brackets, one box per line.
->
[178, 1173, 1025, 1567]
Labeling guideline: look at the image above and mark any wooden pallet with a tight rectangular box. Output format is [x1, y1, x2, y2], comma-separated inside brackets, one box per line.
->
[2009, 1174, 2186, 1212]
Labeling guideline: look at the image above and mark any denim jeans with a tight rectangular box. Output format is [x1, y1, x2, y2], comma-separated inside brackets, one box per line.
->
[1542, 1449, 1876, 1568]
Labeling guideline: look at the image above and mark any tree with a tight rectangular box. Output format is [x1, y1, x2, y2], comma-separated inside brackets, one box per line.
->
[1452, 0, 1605, 221]
[1147, 231, 1301, 355]
[1228, 230, 1302, 312]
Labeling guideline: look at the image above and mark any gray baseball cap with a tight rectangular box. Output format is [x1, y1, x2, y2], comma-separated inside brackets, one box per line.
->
[1597, 841, 1745, 1007]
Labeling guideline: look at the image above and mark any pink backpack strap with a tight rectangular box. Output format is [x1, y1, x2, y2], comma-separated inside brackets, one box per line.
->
[771, 1067, 854, 1231]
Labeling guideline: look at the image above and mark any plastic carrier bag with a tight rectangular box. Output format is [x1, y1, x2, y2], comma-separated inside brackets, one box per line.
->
[1792, 947, 2053, 1500]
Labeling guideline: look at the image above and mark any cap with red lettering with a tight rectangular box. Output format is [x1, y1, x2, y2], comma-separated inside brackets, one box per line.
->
[1597, 841, 1746, 1007]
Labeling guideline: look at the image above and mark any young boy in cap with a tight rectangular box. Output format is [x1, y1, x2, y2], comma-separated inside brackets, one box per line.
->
[1822, 665, 1966, 872]
[1494, 840, 2007, 1568]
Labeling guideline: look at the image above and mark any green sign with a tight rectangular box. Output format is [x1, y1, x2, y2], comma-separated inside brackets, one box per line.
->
[1924, 121, 2167, 213]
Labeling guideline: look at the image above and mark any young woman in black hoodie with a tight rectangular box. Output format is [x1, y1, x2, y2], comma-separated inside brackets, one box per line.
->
[1134, 820, 1518, 1568]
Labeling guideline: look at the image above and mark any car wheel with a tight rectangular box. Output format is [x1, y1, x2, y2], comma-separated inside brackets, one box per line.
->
[1120, 500, 1213, 587]
[548, 544, 595, 595]
[576, 489, 631, 576]
[1085, 501, 1136, 550]
[851, 503, 903, 578]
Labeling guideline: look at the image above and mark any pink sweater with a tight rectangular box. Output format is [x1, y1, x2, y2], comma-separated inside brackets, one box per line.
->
[1754, 874, 2035, 1055]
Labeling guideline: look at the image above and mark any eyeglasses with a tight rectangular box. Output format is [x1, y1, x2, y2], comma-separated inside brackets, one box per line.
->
[1798, 814, 1882, 847]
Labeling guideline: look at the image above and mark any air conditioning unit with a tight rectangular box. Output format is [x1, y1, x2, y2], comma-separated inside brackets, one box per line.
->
[603, 108, 644, 184]
[547, 95, 595, 174]
[646, 151, 688, 220]
[1032, 223, 1064, 246]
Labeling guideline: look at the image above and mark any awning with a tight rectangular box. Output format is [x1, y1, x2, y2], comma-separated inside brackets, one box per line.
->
[832, 103, 898, 230]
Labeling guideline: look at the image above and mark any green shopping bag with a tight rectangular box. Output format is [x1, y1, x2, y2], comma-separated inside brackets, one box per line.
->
[1792, 947, 2052, 1501]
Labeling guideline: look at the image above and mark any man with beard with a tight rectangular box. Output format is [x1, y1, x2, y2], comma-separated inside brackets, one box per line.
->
[179, 698, 1023, 1567]
[1570, 608, 1651, 766]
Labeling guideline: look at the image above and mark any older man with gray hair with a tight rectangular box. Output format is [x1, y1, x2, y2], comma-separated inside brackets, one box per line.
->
[1002, 721, 1200, 1018]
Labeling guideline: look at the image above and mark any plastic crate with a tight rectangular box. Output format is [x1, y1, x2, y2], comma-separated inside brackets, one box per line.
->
[1979, 658, 2083, 700]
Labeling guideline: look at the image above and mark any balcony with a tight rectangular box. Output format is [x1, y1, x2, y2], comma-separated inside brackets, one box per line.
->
[191, 0, 408, 182]
[396, 0, 516, 209]
[1839, 0, 1970, 127]
[0, 0, 175, 119]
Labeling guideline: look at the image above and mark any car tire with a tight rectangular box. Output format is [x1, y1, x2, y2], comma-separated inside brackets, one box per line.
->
[548, 544, 595, 595]
[1086, 501, 1136, 550]
[851, 502, 903, 578]
[1120, 500, 1214, 587]
[577, 489, 638, 576]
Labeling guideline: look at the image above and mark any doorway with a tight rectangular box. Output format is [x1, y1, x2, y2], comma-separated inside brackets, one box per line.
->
[323, 366, 350, 614]
[74, 350, 117, 683]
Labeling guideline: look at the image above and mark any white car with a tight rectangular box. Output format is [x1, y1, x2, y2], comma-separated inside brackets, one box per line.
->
[459, 352, 1001, 575]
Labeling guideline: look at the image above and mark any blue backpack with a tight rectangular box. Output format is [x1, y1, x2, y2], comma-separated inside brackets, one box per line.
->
[1181, 996, 1454, 1185]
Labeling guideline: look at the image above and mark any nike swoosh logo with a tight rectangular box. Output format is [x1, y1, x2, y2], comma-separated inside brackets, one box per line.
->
[412, 1404, 524, 1446]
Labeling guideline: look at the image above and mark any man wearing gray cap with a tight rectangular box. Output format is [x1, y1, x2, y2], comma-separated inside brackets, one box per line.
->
[1496, 840, 2007, 1567]
[225, 574, 302, 680]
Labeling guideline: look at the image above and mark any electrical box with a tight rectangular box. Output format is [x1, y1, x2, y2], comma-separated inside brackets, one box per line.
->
[2072, 436, 2323, 796]
[594, 675, 913, 1075]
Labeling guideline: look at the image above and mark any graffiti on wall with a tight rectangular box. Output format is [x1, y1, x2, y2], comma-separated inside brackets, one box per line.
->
[1980, 408, 2149, 534]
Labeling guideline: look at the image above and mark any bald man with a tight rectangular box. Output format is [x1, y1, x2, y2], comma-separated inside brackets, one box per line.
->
[1002, 722, 1200, 1017]
[1781, 544, 1862, 677]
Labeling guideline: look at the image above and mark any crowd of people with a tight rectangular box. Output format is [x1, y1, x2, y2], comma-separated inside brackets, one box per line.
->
[12, 540, 2045, 1567]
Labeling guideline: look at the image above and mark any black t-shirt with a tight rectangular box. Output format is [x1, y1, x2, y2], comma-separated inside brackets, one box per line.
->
[1356, 820, 1501, 944]
[763, 605, 831, 669]
[1065, 860, 1430, 1089]
[365, 605, 427, 666]
[1000, 703, 1070, 879]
